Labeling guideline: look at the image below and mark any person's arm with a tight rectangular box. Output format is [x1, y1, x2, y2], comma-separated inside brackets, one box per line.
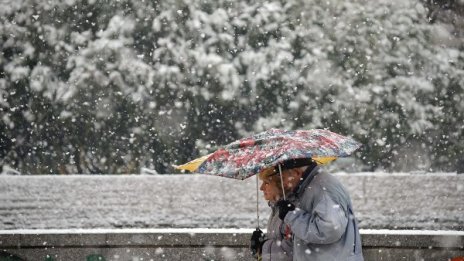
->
[284, 192, 348, 244]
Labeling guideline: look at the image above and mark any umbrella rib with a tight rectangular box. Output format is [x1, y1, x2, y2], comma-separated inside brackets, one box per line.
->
[278, 164, 286, 200]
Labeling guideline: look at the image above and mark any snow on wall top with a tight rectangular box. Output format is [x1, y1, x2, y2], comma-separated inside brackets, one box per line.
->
[0, 173, 462, 230]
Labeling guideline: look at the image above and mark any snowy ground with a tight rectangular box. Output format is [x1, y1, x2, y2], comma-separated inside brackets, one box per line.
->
[0, 173, 462, 230]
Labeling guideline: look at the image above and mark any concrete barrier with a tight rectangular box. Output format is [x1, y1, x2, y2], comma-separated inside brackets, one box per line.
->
[1, 229, 463, 261]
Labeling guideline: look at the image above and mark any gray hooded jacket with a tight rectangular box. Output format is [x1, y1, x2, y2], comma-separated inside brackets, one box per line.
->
[261, 204, 293, 261]
[283, 166, 364, 261]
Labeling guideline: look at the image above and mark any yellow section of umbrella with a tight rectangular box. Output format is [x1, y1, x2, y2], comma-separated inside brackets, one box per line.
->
[312, 156, 337, 165]
[173, 154, 211, 172]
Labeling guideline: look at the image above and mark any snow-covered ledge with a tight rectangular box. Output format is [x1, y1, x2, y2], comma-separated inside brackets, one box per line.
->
[1, 228, 463, 261]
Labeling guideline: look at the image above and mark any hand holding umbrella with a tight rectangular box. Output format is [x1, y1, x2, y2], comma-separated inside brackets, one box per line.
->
[250, 228, 265, 259]
[275, 200, 296, 220]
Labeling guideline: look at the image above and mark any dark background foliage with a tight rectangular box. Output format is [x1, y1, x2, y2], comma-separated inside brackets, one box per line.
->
[1, 0, 463, 174]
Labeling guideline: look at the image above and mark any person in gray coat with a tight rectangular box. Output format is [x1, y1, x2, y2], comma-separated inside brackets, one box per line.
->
[275, 158, 364, 261]
[250, 167, 293, 260]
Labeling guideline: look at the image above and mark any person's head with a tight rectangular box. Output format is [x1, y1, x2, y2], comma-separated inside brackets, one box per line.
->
[278, 158, 318, 192]
[278, 167, 304, 192]
[259, 167, 283, 203]
[259, 158, 317, 200]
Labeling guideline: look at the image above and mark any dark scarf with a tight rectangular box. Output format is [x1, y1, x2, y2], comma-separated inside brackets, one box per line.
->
[291, 164, 320, 198]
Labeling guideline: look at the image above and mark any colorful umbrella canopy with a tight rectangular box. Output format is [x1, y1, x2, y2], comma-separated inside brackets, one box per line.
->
[176, 128, 361, 180]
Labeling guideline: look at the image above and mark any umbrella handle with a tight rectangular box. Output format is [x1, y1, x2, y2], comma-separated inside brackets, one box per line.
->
[255, 176, 261, 261]
[278, 164, 286, 200]
[256, 173, 260, 229]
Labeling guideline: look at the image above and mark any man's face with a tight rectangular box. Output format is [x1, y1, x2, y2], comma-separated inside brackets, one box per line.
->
[281, 169, 303, 192]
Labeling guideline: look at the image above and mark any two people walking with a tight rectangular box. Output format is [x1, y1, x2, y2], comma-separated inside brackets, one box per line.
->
[176, 128, 364, 260]
[250, 158, 364, 261]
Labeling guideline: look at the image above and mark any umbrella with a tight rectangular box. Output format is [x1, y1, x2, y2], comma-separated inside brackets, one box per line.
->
[175, 129, 360, 259]
[175, 128, 361, 179]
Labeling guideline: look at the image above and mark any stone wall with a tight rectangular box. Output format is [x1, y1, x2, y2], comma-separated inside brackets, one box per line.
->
[1, 229, 463, 261]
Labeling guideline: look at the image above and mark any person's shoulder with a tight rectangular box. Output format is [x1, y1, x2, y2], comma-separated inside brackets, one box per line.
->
[298, 169, 340, 196]
[308, 171, 347, 194]
[316, 170, 342, 184]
